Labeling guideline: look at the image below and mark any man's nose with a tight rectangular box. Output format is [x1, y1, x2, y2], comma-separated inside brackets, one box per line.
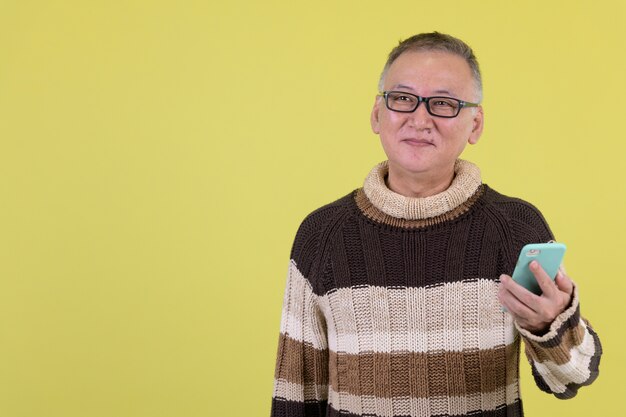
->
[408, 102, 434, 128]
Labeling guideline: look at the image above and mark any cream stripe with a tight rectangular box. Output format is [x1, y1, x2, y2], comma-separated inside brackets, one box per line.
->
[327, 383, 519, 417]
[280, 311, 327, 350]
[319, 280, 512, 354]
[531, 326, 596, 393]
[273, 378, 329, 402]
[326, 326, 513, 355]
[283, 260, 515, 355]
[279, 260, 327, 350]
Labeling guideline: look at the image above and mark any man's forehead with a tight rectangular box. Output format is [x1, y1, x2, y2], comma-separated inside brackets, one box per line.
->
[384, 51, 474, 95]
[392, 49, 471, 68]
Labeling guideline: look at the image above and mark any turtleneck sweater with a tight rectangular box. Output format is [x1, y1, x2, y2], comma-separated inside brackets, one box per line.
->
[271, 160, 601, 417]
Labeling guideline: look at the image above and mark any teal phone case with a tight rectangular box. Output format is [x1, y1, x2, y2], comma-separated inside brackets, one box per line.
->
[511, 243, 566, 295]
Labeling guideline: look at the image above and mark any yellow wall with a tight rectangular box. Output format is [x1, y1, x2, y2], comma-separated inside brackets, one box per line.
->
[1, 1, 623, 416]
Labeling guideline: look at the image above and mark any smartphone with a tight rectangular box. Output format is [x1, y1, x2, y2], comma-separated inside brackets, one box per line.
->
[511, 242, 566, 295]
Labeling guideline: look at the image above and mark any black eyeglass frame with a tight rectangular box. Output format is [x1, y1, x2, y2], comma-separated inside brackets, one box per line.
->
[378, 91, 480, 118]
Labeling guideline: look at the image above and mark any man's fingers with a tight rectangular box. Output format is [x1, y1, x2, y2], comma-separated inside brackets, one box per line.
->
[499, 274, 541, 312]
[555, 270, 574, 296]
[499, 286, 536, 319]
[530, 261, 557, 297]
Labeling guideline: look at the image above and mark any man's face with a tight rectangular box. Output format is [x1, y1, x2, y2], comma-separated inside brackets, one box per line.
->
[371, 50, 484, 177]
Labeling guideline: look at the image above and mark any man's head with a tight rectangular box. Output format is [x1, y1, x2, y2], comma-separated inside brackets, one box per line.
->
[371, 33, 484, 180]
[378, 32, 482, 102]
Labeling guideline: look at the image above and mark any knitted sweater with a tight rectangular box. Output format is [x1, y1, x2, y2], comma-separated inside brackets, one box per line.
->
[271, 160, 602, 417]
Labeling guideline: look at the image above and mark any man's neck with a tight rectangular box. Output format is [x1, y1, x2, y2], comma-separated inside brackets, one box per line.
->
[385, 164, 456, 198]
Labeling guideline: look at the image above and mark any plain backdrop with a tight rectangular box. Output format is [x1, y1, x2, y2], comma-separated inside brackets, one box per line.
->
[1, 1, 624, 416]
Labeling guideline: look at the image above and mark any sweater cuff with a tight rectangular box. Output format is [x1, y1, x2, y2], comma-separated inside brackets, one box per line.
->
[515, 284, 579, 344]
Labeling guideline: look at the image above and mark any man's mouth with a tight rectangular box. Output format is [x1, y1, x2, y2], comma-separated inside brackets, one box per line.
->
[403, 138, 434, 146]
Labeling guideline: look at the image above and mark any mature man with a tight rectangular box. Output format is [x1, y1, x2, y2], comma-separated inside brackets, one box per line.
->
[271, 32, 601, 417]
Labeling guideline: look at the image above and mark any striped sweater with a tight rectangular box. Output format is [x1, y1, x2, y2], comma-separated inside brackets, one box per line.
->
[271, 159, 601, 417]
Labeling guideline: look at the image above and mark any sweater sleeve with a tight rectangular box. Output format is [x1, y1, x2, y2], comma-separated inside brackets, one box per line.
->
[505, 198, 602, 398]
[271, 207, 335, 417]
[270, 259, 329, 416]
[515, 287, 602, 399]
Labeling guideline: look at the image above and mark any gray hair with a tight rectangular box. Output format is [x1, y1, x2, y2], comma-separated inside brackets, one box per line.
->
[378, 32, 483, 102]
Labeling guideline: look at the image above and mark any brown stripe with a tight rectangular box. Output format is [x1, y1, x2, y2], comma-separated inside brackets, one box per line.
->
[523, 320, 586, 366]
[275, 333, 328, 386]
[276, 335, 520, 399]
[478, 344, 505, 394]
[354, 185, 484, 229]
[505, 340, 520, 387]
[327, 345, 516, 399]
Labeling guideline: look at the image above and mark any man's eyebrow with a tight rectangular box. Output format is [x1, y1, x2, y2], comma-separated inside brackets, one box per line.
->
[390, 85, 457, 97]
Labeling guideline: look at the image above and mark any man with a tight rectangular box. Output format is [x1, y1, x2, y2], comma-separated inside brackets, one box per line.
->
[271, 32, 601, 417]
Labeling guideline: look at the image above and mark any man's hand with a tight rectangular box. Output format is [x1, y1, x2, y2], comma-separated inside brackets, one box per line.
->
[498, 261, 574, 335]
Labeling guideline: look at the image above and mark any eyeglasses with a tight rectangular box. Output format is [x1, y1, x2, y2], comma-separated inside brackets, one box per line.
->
[378, 91, 480, 118]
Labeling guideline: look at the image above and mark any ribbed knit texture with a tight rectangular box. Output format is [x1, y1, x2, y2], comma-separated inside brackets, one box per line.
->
[271, 159, 602, 417]
[363, 159, 482, 220]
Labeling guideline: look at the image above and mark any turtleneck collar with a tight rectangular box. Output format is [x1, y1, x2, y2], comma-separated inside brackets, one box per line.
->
[362, 159, 482, 220]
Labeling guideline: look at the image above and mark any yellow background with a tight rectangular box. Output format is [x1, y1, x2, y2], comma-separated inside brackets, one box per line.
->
[1, 1, 624, 416]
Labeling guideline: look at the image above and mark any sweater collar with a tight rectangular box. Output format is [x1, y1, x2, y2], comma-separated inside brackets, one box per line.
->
[362, 159, 482, 220]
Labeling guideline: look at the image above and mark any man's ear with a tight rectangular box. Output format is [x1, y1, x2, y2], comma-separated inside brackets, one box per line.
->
[370, 97, 381, 134]
[467, 106, 484, 145]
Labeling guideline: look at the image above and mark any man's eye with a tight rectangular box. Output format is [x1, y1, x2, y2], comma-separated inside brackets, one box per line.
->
[432, 100, 455, 107]
[393, 95, 414, 102]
